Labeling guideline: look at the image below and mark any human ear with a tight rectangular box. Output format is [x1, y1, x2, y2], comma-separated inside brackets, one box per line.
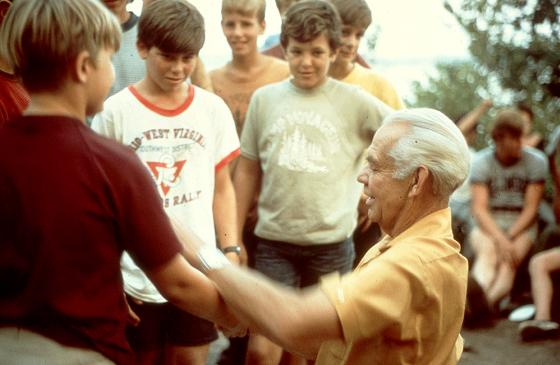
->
[259, 20, 266, 34]
[409, 166, 429, 197]
[136, 40, 149, 59]
[74, 50, 91, 84]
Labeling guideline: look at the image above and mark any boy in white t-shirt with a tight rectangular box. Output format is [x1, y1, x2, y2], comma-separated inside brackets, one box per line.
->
[92, 1, 241, 364]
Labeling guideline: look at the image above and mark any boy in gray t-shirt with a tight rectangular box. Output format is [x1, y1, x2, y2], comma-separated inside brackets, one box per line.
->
[469, 109, 547, 310]
[233, 1, 392, 363]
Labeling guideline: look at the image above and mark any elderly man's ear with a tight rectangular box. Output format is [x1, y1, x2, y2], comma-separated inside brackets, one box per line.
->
[409, 166, 430, 197]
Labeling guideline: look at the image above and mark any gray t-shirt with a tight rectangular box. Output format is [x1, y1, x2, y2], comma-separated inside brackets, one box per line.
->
[241, 78, 392, 245]
[470, 146, 548, 210]
[109, 14, 145, 97]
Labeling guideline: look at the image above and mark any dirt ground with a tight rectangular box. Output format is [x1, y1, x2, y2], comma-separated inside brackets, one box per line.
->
[460, 319, 560, 365]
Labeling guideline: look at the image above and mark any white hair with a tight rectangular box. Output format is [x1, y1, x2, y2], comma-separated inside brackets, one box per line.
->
[383, 108, 470, 197]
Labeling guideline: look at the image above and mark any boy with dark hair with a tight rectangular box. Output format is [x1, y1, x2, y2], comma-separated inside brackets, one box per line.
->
[92, 1, 241, 364]
[101, 0, 213, 97]
[234, 1, 392, 363]
[263, 0, 370, 69]
[0, 0, 243, 364]
[328, 0, 403, 109]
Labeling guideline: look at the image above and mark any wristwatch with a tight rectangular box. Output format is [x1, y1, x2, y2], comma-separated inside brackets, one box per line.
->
[198, 246, 231, 272]
[222, 245, 241, 256]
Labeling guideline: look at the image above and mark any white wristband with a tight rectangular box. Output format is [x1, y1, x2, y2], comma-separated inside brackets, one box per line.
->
[198, 246, 231, 273]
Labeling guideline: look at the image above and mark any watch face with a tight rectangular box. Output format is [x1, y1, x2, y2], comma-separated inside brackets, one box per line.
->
[223, 246, 241, 255]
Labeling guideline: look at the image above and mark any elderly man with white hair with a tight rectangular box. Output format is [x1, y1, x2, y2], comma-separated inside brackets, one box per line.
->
[177, 108, 471, 365]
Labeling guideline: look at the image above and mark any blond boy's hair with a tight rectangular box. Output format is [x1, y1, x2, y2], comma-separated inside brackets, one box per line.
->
[138, 0, 204, 57]
[222, 0, 266, 22]
[329, 0, 372, 30]
[0, 0, 121, 93]
[280, 0, 341, 52]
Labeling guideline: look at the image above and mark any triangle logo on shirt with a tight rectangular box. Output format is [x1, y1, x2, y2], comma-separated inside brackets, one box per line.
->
[146, 159, 186, 196]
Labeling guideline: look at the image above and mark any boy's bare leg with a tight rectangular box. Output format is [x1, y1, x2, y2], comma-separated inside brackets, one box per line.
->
[246, 334, 283, 365]
[529, 248, 560, 320]
[166, 344, 209, 365]
[486, 233, 533, 307]
[470, 227, 499, 293]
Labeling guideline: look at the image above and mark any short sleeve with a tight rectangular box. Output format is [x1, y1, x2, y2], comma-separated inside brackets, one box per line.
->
[239, 89, 261, 161]
[470, 151, 490, 184]
[527, 149, 548, 183]
[96, 147, 182, 269]
[320, 258, 422, 342]
[212, 95, 240, 171]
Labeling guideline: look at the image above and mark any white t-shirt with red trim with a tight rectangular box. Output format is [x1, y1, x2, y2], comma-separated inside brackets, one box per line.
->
[92, 84, 239, 302]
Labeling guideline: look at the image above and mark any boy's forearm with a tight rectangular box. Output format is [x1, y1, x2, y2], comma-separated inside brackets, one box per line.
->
[213, 177, 241, 250]
[232, 157, 261, 235]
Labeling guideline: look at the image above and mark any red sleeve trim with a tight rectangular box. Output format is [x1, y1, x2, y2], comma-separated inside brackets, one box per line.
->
[128, 84, 195, 117]
[215, 148, 240, 172]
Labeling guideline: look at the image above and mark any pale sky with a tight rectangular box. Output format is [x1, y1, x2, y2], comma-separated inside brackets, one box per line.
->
[130, 0, 471, 100]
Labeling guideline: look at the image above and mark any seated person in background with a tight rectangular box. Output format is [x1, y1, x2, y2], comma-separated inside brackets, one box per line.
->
[469, 109, 548, 310]
[518, 126, 560, 341]
[179, 108, 471, 365]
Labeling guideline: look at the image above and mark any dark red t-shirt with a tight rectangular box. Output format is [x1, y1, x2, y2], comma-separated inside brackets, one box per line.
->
[0, 116, 183, 364]
[0, 70, 29, 125]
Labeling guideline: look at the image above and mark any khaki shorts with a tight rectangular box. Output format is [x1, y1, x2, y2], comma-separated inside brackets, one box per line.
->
[493, 210, 538, 242]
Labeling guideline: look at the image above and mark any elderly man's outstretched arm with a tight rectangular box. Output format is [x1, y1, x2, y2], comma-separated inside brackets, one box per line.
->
[211, 265, 342, 359]
[172, 221, 343, 359]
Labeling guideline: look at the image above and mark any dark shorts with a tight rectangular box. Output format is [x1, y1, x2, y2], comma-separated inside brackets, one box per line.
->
[254, 236, 355, 288]
[126, 297, 218, 349]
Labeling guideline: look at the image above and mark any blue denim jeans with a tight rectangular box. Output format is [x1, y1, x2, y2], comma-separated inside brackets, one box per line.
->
[254, 236, 355, 288]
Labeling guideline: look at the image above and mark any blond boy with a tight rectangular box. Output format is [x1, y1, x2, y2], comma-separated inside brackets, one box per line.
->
[210, 0, 290, 136]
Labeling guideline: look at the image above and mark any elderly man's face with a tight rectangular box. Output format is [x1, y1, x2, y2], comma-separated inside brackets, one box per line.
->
[357, 123, 414, 234]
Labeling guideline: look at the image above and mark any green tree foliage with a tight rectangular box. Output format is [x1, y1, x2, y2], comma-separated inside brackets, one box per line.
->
[407, 61, 496, 148]
[411, 0, 560, 140]
[407, 61, 490, 121]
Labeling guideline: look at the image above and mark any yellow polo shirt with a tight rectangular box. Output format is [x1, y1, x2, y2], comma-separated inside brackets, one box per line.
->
[317, 208, 467, 365]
